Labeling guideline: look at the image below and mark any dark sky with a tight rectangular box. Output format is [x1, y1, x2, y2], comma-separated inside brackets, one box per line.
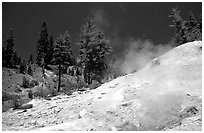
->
[2, 2, 202, 61]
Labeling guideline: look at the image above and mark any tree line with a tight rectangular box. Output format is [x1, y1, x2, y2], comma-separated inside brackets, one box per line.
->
[169, 7, 202, 46]
[3, 17, 112, 92]
[2, 8, 202, 92]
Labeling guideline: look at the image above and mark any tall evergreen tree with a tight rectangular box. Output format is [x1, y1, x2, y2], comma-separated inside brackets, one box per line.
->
[52, 31, 73, 92]
[27, 63, 33, 76]
[29, 54, 33, 64]
[18, 56, 22, 65]
[196, 14, 202, 40]
[36, 22, 49, 67]
[169, 8, 185, 46]
[12, 51, 19, 66]
[47, 35, 54, 65]
[184, 12, 198, 42]
[3, 27, 15, 67]
[19, 60, 27, 74]
[169, 8, 202, 46]
[78, 17, 112, 84]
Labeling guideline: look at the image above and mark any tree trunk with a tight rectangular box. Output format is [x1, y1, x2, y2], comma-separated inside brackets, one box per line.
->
[58, 60, 61, 92]
[88, 70, 92, 84]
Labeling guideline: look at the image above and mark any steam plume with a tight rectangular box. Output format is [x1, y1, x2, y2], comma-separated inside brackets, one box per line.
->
[113, 39, 172, 75]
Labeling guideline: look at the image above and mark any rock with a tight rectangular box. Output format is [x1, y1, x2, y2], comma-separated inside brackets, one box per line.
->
[16, 109, 27, 114]
[152, 58, 160, 66]
[78, 109, 88, 119]
[8, 108, 14, 112]
[14, 85, 22, 93]
[69, 115, 75, 119]
[121, 100, 133, 107]
[72, 92, 79, 96]
[101, 92, 106, 95]
[111, 121, 139, 131]
[54, 108, 61, 114]
[18, 104, 33, 109]
[52, 119, 57, 124]
[180, 106, 199, 119]
[37, 120, 46, 128]
[44, 97, 51, 100]
[78, 87, 87, 92]
[30, 120, 37, 125]
[19, 123, 24, 126]
[48, 105, 57, 110]
[53, 97, 62, 100]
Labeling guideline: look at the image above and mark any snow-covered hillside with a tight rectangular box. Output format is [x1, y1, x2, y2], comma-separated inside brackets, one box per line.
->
[2, 41, 202, 131]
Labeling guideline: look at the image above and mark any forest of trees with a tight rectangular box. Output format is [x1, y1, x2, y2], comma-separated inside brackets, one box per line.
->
[169, 8, 202, 46]
[2, 8, 202, 92]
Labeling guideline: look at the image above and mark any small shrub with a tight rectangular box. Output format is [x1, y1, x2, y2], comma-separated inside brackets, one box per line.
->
[31, 83, 54, 98]
[89, 81, 101, 90]
[28, 89, 33, 99]
[27, 65, 33, 76]
[60, 75, 88, 95]
[2, 92, 21, 102]
[32, 79, 39, 86]
[19, 62, 27, 74]
[22, 76, 39, 88]
[13, 98, 20, 109]
[2, 92, 22, 111]
[22, 76, 30, 88]
[29, 81, 35, 88]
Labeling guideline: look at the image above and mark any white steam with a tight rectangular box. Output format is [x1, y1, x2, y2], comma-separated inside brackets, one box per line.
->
[89, 8, 173, 76]
[91, 8, 110, 32]
[113, 39, 172, 75]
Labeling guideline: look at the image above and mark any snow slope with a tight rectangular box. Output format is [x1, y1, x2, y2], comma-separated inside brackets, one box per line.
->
[2, 41, 202, 131]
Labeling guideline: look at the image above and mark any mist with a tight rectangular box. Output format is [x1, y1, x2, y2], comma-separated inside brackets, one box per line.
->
[90, 8, 173, 76]
[112, 39, 172, 75]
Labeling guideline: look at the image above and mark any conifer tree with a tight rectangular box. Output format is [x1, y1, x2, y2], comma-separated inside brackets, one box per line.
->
[27, 63, 33, 76]
[52, 31, 73, 92]
[36, 22, 49, 68]
[169, 8, 185, 46]
[12, 51, 19, 66]
[47, 35, 54, 65]
[196, 14, 202, 40]
[3, 27, 15, 67]
[169, 8, 202, 46]
[18, 56, 22, 66]
[78, 17, 112, 84]
[19, 60, 27, 74]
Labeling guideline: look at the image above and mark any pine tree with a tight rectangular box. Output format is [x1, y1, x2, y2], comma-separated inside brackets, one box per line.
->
[3, 27, 15, 67]
[36, 22, 49, 68]
[197, 14, 202, 33]
[29, 54, 33, 64]
[169, 7, 185, 46]
[18, 56, 22, 66]
[12, 51, 19, 66]
[52, 31, 73, 92]
[92, 31, 112, 82]
[47, 35, 54, 65]
[196, 14, 202, 40]
[19, 60, 27, 74]
[78, 17, 112, 84]
[184, 12, 198, 42]
[169, 8, 202, 46]
[27, 63, 33, 76]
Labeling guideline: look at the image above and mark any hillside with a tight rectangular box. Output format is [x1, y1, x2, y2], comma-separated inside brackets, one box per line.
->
[2, 41, 202, 131]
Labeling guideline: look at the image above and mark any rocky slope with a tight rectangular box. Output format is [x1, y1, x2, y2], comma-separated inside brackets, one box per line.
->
[2, 41, 202, 131]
